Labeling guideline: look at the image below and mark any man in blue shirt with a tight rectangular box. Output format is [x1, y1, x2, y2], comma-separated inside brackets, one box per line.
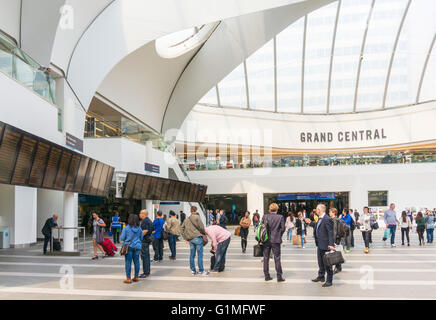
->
[383, 203, 399, 247]
[139, 209, 154, 278]
[152, 211, 165, 262]
[110, 211, 122, 244]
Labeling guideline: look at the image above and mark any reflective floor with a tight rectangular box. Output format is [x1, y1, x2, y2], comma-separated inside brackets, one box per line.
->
[0, 227, 435, 300]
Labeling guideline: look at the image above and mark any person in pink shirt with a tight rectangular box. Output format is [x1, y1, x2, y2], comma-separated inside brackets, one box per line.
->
[205, 225, 231, 272]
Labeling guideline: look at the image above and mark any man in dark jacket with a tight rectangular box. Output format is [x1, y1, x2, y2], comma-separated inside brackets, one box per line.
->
[306, 204, 335, 287]
[139, 209, 154, 278]
[263, 203, 286, 282]
[42, 214, 59, 254]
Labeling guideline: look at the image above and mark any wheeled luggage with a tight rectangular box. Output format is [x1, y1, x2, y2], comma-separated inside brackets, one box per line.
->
[101, 238, 118, 256]
[253, 244, 263, 257]
[53, 239, 61, 251]
[323, 250, 345, 268]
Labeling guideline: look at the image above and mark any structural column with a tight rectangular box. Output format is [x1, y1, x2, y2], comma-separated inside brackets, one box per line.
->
[13, 186, 37, 247]
[63, 191, 76, 252]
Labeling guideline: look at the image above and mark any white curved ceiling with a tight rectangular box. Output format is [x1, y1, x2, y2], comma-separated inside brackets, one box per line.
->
[197, 0, 436, 115]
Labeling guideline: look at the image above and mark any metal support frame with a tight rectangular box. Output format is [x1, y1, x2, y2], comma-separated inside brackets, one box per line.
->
[215, 85, 221, 107]
[416, 34, 436, 104]
[353, 0, 376, 113]
[382, 0, 412, 109]
[273, 36, 278, 113]
[243, 60, 250, 109]
[301, 15, 307, 114]
[50, 227, 86, 253]
[326, 0, 341, 114]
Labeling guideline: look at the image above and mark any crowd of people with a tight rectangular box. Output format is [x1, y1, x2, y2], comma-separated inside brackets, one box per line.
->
[42, 202, 435, 286]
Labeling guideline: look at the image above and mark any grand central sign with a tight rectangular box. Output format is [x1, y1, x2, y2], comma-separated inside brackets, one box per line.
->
[300, 128, 387, 143]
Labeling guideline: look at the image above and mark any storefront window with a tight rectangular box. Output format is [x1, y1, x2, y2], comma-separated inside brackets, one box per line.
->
[368, 191, 388, 207]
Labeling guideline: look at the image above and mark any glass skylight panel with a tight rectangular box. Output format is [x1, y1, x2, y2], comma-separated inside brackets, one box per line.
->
[199, 86, 218, 105]
[217, 63, 247, 108]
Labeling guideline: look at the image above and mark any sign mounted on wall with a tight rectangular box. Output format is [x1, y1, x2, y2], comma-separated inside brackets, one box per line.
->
[66, 132, 83, 152]
[145, 162, 160, 174]
[300, 129, 387, 144]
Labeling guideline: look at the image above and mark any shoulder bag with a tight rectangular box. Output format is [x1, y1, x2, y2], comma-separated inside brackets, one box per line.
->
[161, 219, 169, 240]
[120, 227, 134, 256]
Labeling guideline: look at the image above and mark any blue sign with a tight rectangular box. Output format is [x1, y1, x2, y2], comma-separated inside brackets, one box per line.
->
[145, 163, 160, 174]
[277, 193, 336, 201]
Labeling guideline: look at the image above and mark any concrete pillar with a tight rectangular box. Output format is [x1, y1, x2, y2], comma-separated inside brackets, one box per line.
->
[63, 191, 75, 252]
[13, 186, 37, 247]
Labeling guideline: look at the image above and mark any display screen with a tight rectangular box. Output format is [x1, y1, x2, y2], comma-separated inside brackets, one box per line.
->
[54, 151, 72, 190]
[0, 122, 115, 196]
[42, 147, 62, 189]
[11, 136, 37, 185]
[123, 173, 136, 199]
[65, 154, 81, 192]
[28, 142, 50, 187]
[73, 157, 89, 192]
[0, 128, 21, 183]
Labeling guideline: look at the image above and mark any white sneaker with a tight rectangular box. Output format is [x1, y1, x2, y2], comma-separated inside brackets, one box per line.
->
[391, 244, 396, 247]
[191, 270, 197, 275]
[199, 271, 210, 276]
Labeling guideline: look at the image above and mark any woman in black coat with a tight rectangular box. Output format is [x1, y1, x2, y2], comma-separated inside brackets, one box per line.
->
[294, 212, 307, 248]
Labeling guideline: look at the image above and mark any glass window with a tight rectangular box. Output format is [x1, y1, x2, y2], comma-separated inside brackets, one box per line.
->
[368, 191, 388, 207]
[199, 86, 218, 105]
[385, 0, 436, 107]
[419, 47, 436, 103]
[246, 39, 275, 111]
[276, 17, 304, 113]
[217, 63, 247, 108]
[329, 0, 372, 113]
[356, 0, 409, 111]
[303, 2, 338, 114]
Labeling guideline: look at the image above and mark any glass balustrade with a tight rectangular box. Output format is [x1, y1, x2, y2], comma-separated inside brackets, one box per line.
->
[0, 31, 56, 105]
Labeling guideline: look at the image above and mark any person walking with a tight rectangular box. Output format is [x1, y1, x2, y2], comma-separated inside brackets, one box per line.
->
[205, 225, 231, 272]
[383, 203, 399, 247]
[252, 210, 261, 230]
[239, 211, 251, 253]
[358, 206, 376, 254]
[110, 211, 122, 244]
[91, 212, 107, 260]
[166, 210, 181, 260]
[400, 211, 412, 246]
[306, 204, 335, 287]
[340, 209, 352, 253]
[152, 211, 165, 262]
[425, 210, 434, 243]
[139, 209, 154, 278]
[121, 214, 143, 284]
[180, 206, 209, 276]
[180, 211, 186, 224]
[218, 209, 228, 229]
[295, 212, 307, 248]
[416, 212, 426, 246]
[41, 214, 60, 255]
[285, 212, 295, 244]
[263, 203, 286, 282]
[328, 208, 348, 274]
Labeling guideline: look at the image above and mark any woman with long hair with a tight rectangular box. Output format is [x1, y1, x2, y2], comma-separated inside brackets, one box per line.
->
[239, 211, 251, 253]
[400, 211, 412, 246]
[416, 212, 426, 246]
[121, 214, 143, 283]
[295, 212, 307, 248]
[285, 212, 295, 244]
[91, 212, 107, 260]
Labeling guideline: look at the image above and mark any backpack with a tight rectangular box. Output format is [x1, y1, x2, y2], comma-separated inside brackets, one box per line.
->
[255, 215, 270, 244]
[336, 220, 349, 239]
[350, 217, 356, 231]
[254, 215, 259, 222]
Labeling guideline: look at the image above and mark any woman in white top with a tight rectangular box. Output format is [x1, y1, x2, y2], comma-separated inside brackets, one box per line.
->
[400, 211, 412, 246]
[358, 207, 376, 254]
[285, 212, 295, 243]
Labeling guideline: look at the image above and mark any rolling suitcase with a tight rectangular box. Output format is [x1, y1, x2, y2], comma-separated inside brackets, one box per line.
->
[53, 239, 61, 251]
[323, 250, 345, 268]
[101, 238, 118, 256]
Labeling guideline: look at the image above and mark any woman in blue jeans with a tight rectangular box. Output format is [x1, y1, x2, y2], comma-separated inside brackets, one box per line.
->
[121, 214, 143, 284]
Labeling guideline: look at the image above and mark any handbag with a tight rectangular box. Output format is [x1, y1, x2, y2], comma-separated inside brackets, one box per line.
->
[120, 226, 135, 256]
[371, 221, 379, 230]
[383, 228, 391, 240]
[234, 226, 241, 236]
[292, 234, 301, 245]
[96, 225, 105, 245]
[323, 250, 345, 268]
[202, 234, 208, 246]
[253, 244, 263, 257]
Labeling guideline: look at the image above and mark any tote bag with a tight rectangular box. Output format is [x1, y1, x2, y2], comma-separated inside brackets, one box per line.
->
[96, 226, 105, 245]
[383, 228, 391, 240]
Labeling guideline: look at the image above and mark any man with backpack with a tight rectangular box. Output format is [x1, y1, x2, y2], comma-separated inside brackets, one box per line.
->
[252, 210, 260, 230]
[259, 203, 286, 282]
[340, 209, 353, 253]
[328, 208, 349, 274]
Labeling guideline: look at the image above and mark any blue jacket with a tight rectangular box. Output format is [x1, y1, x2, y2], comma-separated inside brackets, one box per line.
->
[121, 225, 143, 250]
[425, 215, 435, 229]
[152, 218, 165, 239]
[340, 214, 352, 227]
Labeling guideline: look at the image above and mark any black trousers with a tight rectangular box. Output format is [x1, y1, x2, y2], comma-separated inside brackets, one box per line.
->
[240, 227, 249, 251]
[43, 235, 51, 254]
[317, 248, 333, 283]
[263, 242, 283, 279]
[152, 237, 163, 261]
[401, 227, 410, 244]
